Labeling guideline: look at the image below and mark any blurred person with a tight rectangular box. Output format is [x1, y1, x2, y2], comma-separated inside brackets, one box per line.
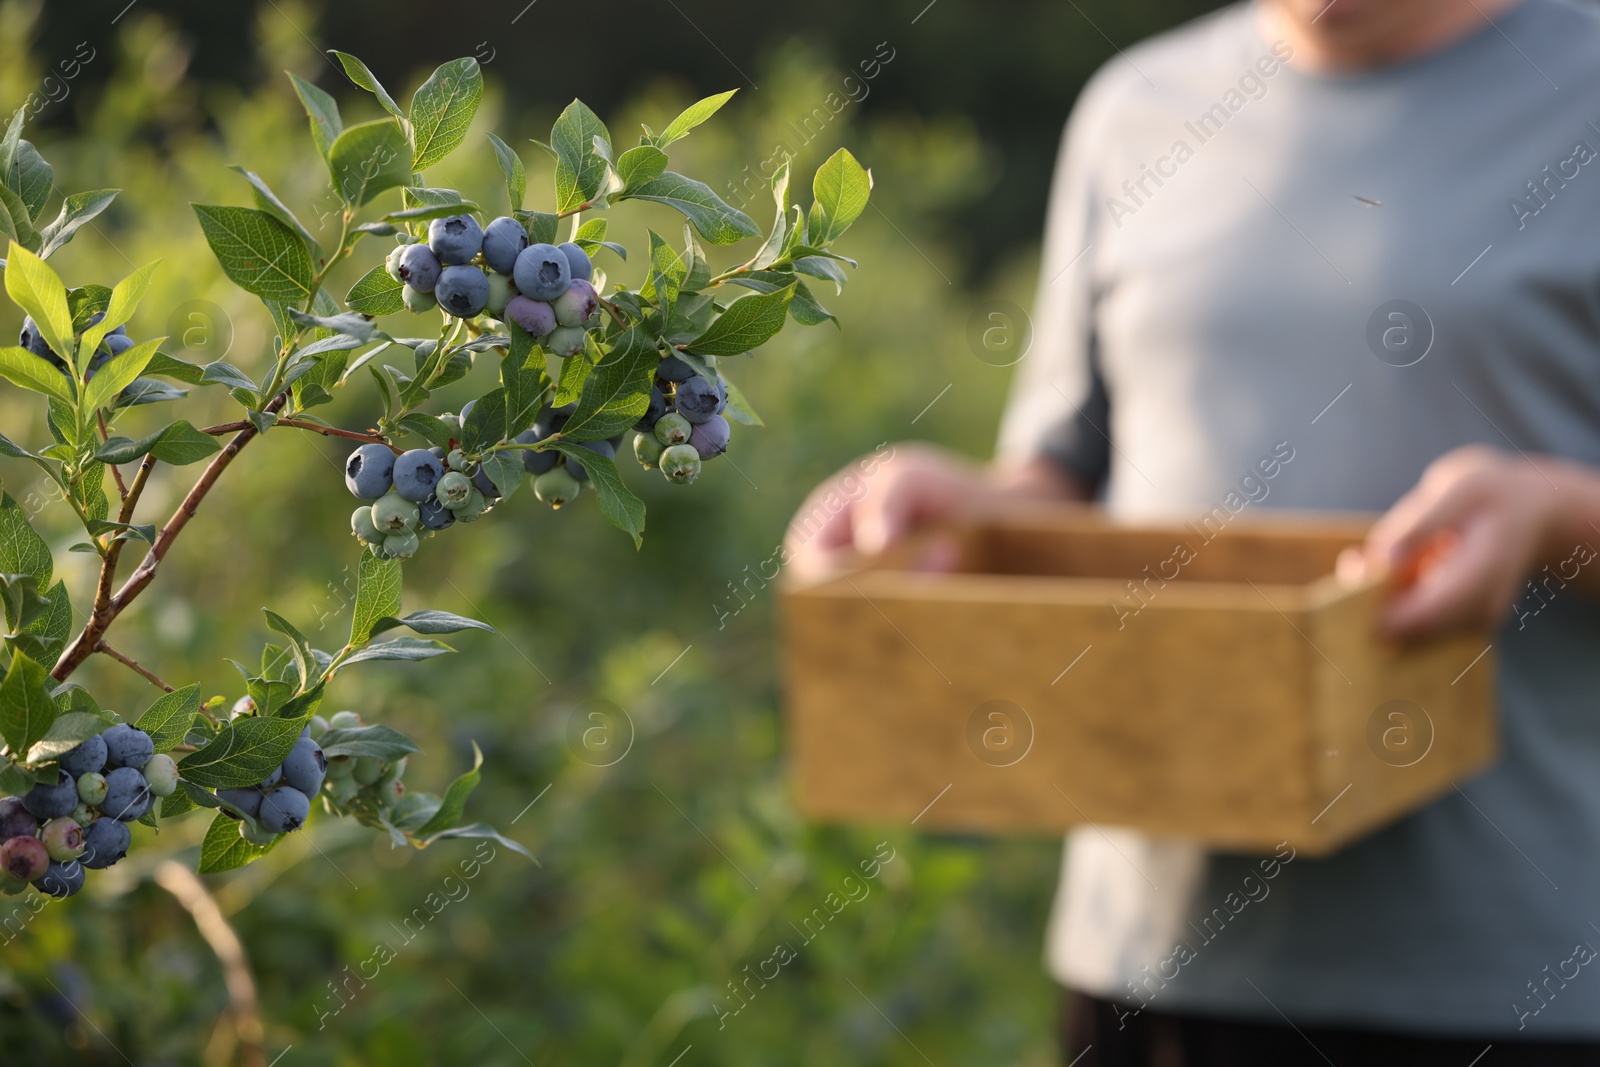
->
[787, 0, 1600, 1063]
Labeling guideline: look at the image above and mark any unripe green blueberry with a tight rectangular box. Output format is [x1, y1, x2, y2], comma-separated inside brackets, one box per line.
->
[374, 776, 406, 809]
[70, 803, 94, 827]
[484, 272, 517, 317]
[326, 754, 355, 780]
[328, 710, 362, 730]
[77, 771, 108, 806]
[654, 413, 692, 447]
[41, 818, 85, 861]
[372, 492, 419, 534]
[353, 756, 386, 786]
[660, 444, 702, 485]
[634, 432, 665, 470]
[383, 530, 420, 560]
[327, 776, 360, 805]
[308, 714, 330, 741]
[533, 467, 582, 508]
[143, 753, 179, 798]
[352, 506, 383, 545]
[385, 243, 406, 282]
[402, 284, 437, 314]
[0, 875, 27, 896]
[436, 470, 472, 508]
[377, 757, 408, 787]
[241, 823, 278, 847]
[451, 488, 489, 522]
[447, 448, 471, 473]
[545, 324, 587, 358]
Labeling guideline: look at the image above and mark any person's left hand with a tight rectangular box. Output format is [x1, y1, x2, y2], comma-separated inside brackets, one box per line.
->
[1351, 445, 1581, 639]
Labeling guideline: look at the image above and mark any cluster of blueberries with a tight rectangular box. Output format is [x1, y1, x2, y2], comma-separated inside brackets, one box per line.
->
[214, 710, 327, 845]
[387, 214, 603, 357]
[629, 356, 732, 485]
[19, 310, 137, 378]
[0, 723, 178, 898]
[345, 424, 504, 557]
[315, 710, 409, 814]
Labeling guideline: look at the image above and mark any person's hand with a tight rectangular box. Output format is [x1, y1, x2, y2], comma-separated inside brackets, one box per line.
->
[1355, 445, 1577, 639]
[784, 443, 1081, 580]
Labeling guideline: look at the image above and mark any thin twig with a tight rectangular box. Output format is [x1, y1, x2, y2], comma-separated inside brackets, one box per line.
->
[199, 418, 390, 445]
[153, 862, 266, 1067]
[96, 640, 175, 692]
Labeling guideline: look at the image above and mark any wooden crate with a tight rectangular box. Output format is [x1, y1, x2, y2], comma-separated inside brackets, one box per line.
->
[781, 505, 1498, 856]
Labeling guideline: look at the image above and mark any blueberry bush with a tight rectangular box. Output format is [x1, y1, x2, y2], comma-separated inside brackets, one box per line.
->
[0, 51, 869, 900]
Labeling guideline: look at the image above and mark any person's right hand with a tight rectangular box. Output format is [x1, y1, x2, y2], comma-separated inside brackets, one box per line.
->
[784, 443, 1084, 579]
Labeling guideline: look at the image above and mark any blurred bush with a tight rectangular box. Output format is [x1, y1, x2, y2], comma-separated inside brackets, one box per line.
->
[0, 1, 1123, 1062]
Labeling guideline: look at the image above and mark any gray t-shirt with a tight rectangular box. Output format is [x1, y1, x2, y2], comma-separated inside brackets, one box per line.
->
[998, 0, 1600, 1038]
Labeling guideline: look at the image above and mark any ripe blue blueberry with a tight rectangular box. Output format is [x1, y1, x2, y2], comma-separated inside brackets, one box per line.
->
[281, 737, 327, 796]
[691, 412, 732, 460]
[402, 285, 437, 313]
[19, 315, 65, 370]
[383, 530, 421, 559]
[428, 214, 484, 265]
[553, 280, 598, 328]
[392, 449, 446, 502]
[60, 735, 107, 777]
[24, 770, 80, 819]
[103, 333, 135, 357]
[436, 470, 473, 508]
[81, 817, 130, 869]
[660, 443, 702, 484]
[654, 413, 692, 447]
[452, 489, 489, 521]
[1, 836, 48, 882]
[436, 265, 490, 318]
[675, 375, 726, 424]
[505, 295, 556, 338]
[76, 772, 108, 806]
[41, 818, 84, 862]
[418, 496, 455, 530]
[565, 439, 615, 483]
[513, 243, 571, 301]
[33, 859, 84, 898]
[352, 506, 383, 546]
[545, 325, 586, 358]
[534, 467, 582, 508]
[143, 753, 178, 797]
[260, 787, 311, 833]
[259, 765, 282, 789]
[398, 243, 442, 292]
[557, 241, 593, 282]
[481, 216, 529, 274]
[485, 273, 517, 317]
[102, 723, 154, 770]
[517, 428, 558, 475]
[345, 443, 396, 500]
[634, 387, 667, 433]
[0, 797, 37, 841]
[656, 354, 695, 382]
[217, 788, 264, 820]
[386, 243, 407, 281]
[102, 767, 152, 822]
[634, 432, 665, 470]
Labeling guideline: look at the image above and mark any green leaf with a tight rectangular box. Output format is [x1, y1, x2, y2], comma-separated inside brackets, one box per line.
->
[368, 610, 494, 638]
[657, 90, 737, 148]
[79, 259, 162, 366]
[193, 205, 315, 303]
[84, 337, 163, 412]
[415, 741, 483, 835]
[0, 345, 71, 403]
[133, 683, 201, 755]
[346, 262, 405, 316]
[515, 209, 559, 246]
[0, 652, 56, 758]
[551, 100, 610, 213]
[0, 184, 39, 252]
[552, 341, 592, 406]
[808, 148, 872, 246]
[26, 712, 109, 764]
[639, 231, 685, 305]
[263, 609, 317, 690]
[20, 579, 72, 661]
[36, 190, 118, 260]
[329, 119, 412, 207]
[788, 279, 837, 327]
[409, 58, 482, 171]
[342, 636, 453, 666]
[287, 72, 343, 160]
[94, 420, 221, 466]
[548, 441, 645, 547]
[683, 283, 795, 356]
[328, 50, 406, 122]
[179, 715, 307, 789]
[750, 159, 791, 272]
[461, 388, 506, 453]
[0, 492, 54, 588]
[317, 723, 422, 761]
[477, 453, 522, 502]
[720, 373, 764, 426]
[621, 172, 759, 246]
[198, 810, 282, 874]
[417, 823, 537, 860]
[502, 325, 548, 438]
[380, 200, 480, 223]
[617, 145, 668, 189]
[562, 327, 656, 442]
[4, 242, 72, 361]
[486, 132, 526, 210]
[396, 412, 454, 449]
[351, 552, 402, 646]
[162, 786, 197, 818]
[0, 109, 23, 180]
[0, 762, 35, 795]
[13, 141, 53, 222]
[228, 168, 321, 259]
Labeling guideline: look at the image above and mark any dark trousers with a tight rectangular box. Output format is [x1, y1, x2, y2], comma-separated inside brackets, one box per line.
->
[1062, 993, 1600, 1066]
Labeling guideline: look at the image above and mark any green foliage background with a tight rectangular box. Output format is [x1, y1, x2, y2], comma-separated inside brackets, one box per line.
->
[0, 1, 1212, 1062]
